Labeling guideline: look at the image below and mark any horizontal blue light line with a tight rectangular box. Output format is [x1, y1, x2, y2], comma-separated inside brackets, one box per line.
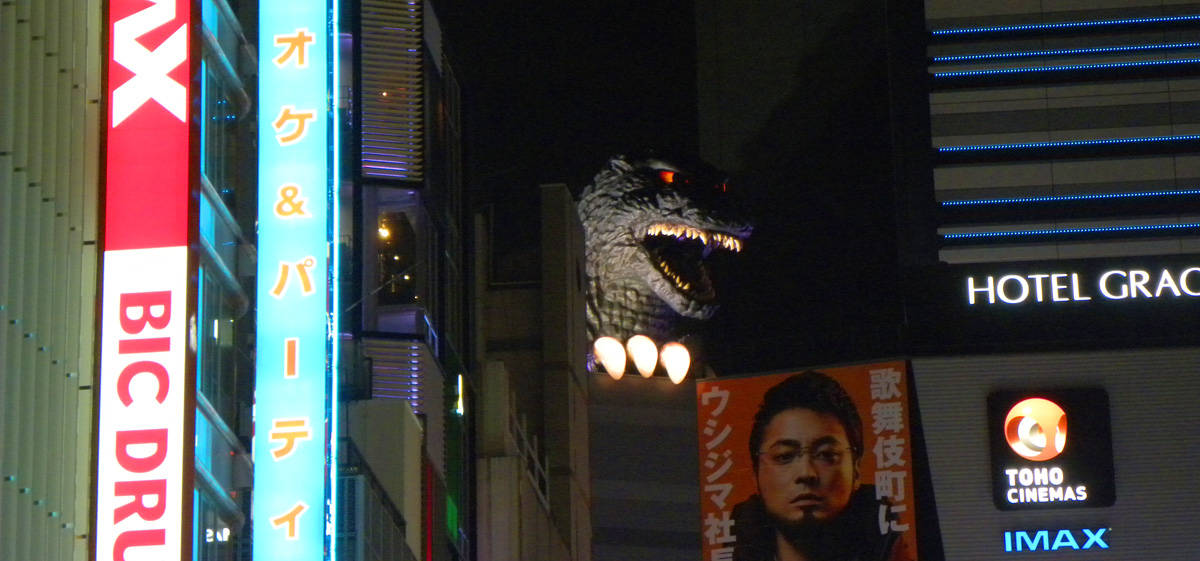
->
[944, 222, 1200, 239]
[932, 42, 1200, 62]
[363, 164, 416, 171]
[364, 173, 417, 179]
[938, 134, 1200, 152]
[931, 14, 1200, 36]
[942, 189, 1200, 206]
[933, 57, 1200, 77]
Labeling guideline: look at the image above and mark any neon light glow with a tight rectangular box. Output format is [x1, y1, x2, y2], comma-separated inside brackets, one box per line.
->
[95, 0, 194, 559]
[938, 134, 1200, 153]
[328, 0, 341, 558]
[932, 42, 1200, 63]
[931, 14, 1200, 36]
[933, 57, 1200, 78]
[254, 0, 332, 558]
[941, 189, 1200, 206]
[944, 222, 1200, 239]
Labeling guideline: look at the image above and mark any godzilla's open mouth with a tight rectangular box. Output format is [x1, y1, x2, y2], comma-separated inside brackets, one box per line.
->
[641, 222, 744, 303]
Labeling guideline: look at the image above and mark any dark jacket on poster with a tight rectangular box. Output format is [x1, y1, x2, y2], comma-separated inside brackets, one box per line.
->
[730, 485, 911, 561]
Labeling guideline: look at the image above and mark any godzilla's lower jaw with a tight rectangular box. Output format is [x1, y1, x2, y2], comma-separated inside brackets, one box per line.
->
[641, 222, 747, 316]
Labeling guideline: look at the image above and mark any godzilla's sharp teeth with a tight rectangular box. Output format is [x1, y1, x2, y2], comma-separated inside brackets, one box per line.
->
[735, 239, 742, 252]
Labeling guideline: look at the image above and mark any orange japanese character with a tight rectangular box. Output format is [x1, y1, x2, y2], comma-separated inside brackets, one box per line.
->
[270, 502, 308, 540]
[273, 28, 315, 68]
[270, 257, 317, 299]
[268, 418, 312, 460]
[272, 106, 316, 145]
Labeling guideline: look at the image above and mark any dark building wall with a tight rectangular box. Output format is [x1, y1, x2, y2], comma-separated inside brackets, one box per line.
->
[695, 0, 936, 373]
[589, 375, 700, 561]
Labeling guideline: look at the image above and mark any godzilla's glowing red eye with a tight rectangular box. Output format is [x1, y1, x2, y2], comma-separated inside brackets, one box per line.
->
[659, 170, 675, 184]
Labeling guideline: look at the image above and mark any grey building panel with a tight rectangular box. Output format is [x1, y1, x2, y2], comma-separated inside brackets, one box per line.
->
[592, 526, 699, 549]
[593, 497, 699, 534]
[1, 0, 98, 558]
[590, 375, 702, 561]
[913, 348, 1200, 560]
[932, 102, 1185, 137]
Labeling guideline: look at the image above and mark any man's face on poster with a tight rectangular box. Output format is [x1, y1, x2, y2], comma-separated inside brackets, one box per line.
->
[755, 407, 859, 527]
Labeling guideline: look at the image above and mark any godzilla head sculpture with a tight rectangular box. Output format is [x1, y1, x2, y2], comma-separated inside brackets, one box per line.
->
[577, 152, 752, 350]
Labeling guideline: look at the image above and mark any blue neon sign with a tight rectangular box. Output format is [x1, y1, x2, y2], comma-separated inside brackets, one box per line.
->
[254, 0, 335, 559]
[1003, 528, 1110, 552]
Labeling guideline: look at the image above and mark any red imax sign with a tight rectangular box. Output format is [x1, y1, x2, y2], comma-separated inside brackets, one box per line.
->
[95, 0, 196, 559]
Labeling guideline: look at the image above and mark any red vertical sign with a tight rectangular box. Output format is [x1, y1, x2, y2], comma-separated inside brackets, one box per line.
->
[96, 1, 196, 559]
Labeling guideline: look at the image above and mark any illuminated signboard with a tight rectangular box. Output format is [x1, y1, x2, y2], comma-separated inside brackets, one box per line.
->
[95, 0, 196, 558]
[967, 267, 1200, 305]
[988, 389, 1115, 510]
[1003, 527, 1111, 553]
[253, 0, 336, 558]
[695, 361, 920, 561]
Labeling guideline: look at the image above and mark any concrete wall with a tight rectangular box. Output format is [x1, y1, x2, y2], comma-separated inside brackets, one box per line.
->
[348, 398, 425, 555]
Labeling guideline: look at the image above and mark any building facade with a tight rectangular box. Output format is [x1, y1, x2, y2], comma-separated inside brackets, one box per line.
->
[3, 1, 476, 560]
[911, 3, 1200, 560]
[684, 2, 1200, 560]
[473, 184, 592, 561]
[338, 1, 473, 560]
[1, 0, 104, 558]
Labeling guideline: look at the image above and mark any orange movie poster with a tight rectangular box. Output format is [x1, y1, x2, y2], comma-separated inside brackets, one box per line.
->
[696, 360, 918, 561]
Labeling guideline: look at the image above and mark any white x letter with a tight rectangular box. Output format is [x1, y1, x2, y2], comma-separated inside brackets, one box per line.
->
[111, 0, 187, 126]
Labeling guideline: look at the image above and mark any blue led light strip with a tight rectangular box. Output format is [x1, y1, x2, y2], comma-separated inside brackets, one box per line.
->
[938, 134, 1200, 153]
[931, 14, 1200, 36]
[943, 222, 1200, 239]
[932, 42, 1200, 63]
[328, 0, 340, 558]
[933, 57, 1200, 78]
[941, 189, 1200, 206]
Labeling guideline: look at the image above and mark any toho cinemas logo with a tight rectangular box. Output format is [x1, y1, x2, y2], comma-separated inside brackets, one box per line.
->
[988, 390, 1115, 511]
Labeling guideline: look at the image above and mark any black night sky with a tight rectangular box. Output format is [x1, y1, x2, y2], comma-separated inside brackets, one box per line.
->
[441, 1, 699, 189]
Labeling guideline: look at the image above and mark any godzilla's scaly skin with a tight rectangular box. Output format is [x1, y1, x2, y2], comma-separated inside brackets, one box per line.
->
[577, 154, 751, 345]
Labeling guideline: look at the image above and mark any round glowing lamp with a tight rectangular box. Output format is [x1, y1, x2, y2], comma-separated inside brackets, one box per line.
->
[626, 335, 659, 378]
[660, 342, 691, 384]
[593, 337, 627, 380]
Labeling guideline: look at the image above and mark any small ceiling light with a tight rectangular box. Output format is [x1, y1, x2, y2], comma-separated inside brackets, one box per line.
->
[626, 335, 658, 378]
[660, 342, 690, 384]
[378, 226, 391, 239]
[593, 337, 626, 380]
